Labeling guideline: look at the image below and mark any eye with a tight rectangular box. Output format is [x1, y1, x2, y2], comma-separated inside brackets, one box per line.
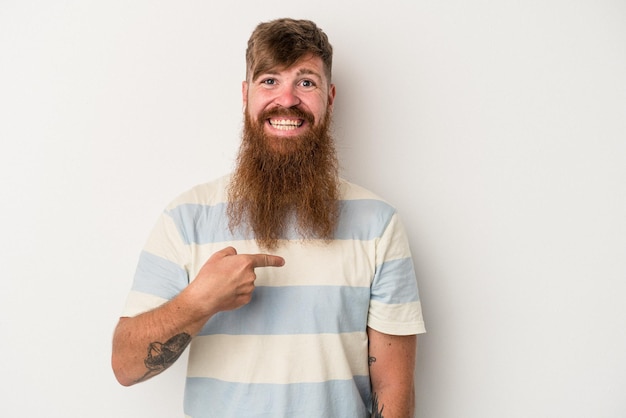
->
[261, 78, 276, 86]
[300, 79, 316, 88]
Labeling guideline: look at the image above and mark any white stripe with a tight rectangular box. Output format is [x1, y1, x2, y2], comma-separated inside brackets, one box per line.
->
[375, 213, 413, 267]
[368, 300, 426, 335]
[187, 332, 369, 384]
[166, 175, 230, 208]
[188, 238, 378, 288]
[143, 213, 189, 267]
[339, 179, 386, 201]
[166, 176, 384, 208]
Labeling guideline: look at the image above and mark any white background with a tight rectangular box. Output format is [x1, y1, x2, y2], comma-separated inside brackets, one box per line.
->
[1, 1, 625, 417]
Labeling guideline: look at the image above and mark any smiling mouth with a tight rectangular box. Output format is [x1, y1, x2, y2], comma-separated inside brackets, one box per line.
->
[268, 118, 304, 131]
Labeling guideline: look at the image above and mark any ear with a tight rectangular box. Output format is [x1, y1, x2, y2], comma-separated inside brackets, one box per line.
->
[242, 81, 249, 111]
[327, 83, 336, 112]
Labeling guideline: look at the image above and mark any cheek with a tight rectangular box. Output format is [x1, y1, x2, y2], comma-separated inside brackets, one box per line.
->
[246, 102, 263, 122]
[310, 93, 330, 115]
[311, 102, 329, 122]
[247, 96, 272, 119]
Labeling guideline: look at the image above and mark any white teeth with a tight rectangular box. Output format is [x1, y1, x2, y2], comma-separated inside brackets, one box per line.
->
[269, 119, 303, 130]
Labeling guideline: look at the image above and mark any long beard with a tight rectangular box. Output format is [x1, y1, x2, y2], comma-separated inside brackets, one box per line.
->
[227, 108, 340, 250]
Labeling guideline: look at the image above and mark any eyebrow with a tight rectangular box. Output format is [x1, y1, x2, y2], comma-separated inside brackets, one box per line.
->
[255, 67, 322, 80]
[296, 68, 322, 78]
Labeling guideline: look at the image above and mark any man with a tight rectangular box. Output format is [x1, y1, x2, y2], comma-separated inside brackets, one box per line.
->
[112, 18, 425, 418]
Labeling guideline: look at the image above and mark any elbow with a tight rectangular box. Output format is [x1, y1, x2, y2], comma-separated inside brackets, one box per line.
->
[111, 355, 134, 387]
[111, 317, 138, 387]
[115, 376, 135, 387]
[111, 344, 140, 387]
[114, 373, 135, 388]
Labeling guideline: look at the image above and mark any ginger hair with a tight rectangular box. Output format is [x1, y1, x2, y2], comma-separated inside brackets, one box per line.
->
[245, 18, 333, 82]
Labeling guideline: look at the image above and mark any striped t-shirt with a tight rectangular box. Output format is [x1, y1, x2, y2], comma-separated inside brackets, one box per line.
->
[123, 175, 426, 418]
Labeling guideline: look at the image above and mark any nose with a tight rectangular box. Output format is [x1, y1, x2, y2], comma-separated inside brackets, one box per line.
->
[274, 84, 301, 108]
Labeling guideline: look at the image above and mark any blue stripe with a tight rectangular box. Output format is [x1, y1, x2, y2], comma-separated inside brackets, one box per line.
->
[371, 258, 419, 304]
[167, 199, 396, 245]
[132, 251, 188, 300]
[335, 199, 396, 241]
[198, 285, 370, 336]
[166, 202, 237, 244]
[184, 376, 371, 418]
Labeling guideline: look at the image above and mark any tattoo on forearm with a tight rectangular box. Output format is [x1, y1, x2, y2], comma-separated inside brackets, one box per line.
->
[371, 392, 385, 418]
[136, 332, 191, 383]
[368, 358, 384, 416]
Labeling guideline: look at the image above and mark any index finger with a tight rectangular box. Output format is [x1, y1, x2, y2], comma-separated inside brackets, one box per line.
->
[249, 253, 285, 268]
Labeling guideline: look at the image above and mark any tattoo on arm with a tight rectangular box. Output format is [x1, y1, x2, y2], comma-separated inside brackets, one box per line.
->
[369, 358, 385, 416]
[136, 332, 191, 383]
[371, 392, 385, 418]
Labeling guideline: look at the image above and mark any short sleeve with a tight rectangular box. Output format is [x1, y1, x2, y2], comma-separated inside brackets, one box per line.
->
[368, 212, 426, 335]
[121, 210, 190, 317]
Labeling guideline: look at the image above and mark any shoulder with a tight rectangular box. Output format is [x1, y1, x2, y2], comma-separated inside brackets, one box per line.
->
[164, 174, 232, 210]
[339, 178, 389, 204]
[339, 179, 396, 216]
[337, 179, 400, 238]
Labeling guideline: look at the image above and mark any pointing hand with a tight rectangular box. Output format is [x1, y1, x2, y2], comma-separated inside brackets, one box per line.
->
[190, 246, 285, 314]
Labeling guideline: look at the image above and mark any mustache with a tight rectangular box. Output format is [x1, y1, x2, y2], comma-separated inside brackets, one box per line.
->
[259, 107, 315, 125]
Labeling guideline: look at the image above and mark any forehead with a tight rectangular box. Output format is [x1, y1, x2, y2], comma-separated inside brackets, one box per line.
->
[252, 55, 328, 81]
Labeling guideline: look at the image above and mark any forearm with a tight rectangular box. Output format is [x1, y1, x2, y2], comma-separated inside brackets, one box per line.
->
[370, 381, 415, 418]
[111, 290, 211, 386]
[368, 328, 417, 418]
[112, 247, 285, 386]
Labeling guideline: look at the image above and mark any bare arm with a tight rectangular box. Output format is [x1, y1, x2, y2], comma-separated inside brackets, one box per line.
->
[367, 327, 417, 418]
[111, 246, 284, 386]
